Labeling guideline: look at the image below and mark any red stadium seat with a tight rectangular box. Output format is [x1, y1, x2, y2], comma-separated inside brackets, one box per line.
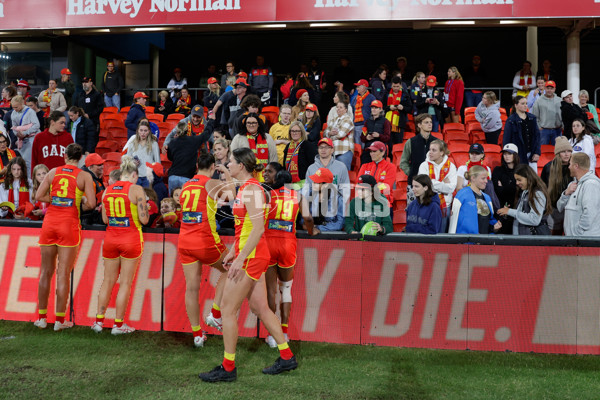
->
[392, 143, 405, 166]
[146, 113, 164, 124]
[445, 131, 469, 145]
[403, 131, 415, 142]
[443, 123, 465, 134]
[469, 130, 486, 144]
[166, 113, 185, 122]
[103, 152, 122, 163]
[540, 144, 555, 155]
[396, 169, 408, 182]
[120, 106, 131, 114]
[145, 106, 155, 113]
[464, 107, 476, 115]
[464, 114, 478, 124]
[103, 107, 118, 114]
[431, 132, 443, 140]
[95, 140, 121, 156]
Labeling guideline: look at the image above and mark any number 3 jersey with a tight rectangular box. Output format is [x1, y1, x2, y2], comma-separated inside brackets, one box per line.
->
[103, 181, 143, 244]
[47, 165, 83, 220]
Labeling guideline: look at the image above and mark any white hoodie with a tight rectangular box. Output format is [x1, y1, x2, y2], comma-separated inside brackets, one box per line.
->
[417, 154, 458, 208]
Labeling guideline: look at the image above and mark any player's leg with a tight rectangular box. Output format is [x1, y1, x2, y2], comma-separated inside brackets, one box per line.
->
[92, 257, 121, 332]
[111, 256, 140, 334]
[54, 245, 80, 330]
[182, 261, 206, 345]
[35, 245, 58, 328]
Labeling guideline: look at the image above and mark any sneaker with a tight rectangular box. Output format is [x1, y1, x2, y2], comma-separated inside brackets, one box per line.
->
[33, 318, 47, 329]
[265, 335, 278, 348]
[205, 313, 222, 331]
[91, 322, 103, 333]
[193, 333, 207, 348]
[199, 365, 237, 383]
[262, 356, 298, 375]
[111, 323, 135, 335]
[54, 320, 74, 331]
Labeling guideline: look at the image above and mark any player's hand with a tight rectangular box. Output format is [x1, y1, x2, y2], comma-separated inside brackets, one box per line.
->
[222, 251, 234, 270]
[227, 257, 244, 282]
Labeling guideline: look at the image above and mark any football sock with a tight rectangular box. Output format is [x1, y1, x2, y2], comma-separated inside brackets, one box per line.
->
[55, 312, 65, 324]
[115, 319, 123, 328]
[38, 309, 47, 320]
[192, 325, 203, 337]
[223, 352, 235, 372]
[281, 323, 288, 334]
[211, 303, 221, 319]
[278, 342, 293, 360]
[96, 314, 105, 324]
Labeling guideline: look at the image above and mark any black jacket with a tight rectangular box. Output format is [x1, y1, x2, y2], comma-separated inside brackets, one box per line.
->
[102, 70, 124, 96]
[74, 89, 104, 127]
[167, 121, 214, 178]
[492, 165, 517, 208]
[69, 116, 97, 154]
[305, 116, 322, 143]
[560, 101, 588, 140]
[283, 140, 317, 181]
[156, 97, 175, 121]
[414, 86, 445, 129]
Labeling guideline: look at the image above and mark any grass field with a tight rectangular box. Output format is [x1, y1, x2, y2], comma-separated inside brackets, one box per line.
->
[1, 320, 600, 400]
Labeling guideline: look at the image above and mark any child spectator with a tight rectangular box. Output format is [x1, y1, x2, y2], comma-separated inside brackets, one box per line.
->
[344, 174, 392, 235]
[405, 174, 442, 234]
[30, 163, 49, 220]
[152, 197, 180, 228]
[143, 187, 160, 227]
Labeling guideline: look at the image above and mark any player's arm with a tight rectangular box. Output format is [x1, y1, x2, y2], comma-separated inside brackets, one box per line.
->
[299, 193, 314, 236]
[35, 168, 55, 203]
[133, 185, 149, 225]
[81, 172, 97, 211]
[101, 191, 108, 225]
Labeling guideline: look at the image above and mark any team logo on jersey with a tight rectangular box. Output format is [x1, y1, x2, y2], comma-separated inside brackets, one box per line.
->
[51, 196, 73, 207]
[268, 219, 293, 232]
[113, 186, 123, 190]
[63, 168, 73, 173]
[182, 211, 203, 224]
[108, 216, 130, 227]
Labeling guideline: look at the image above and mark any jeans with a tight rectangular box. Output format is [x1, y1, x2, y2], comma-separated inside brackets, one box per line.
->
[104, 94, 121, 110]
[540, 128, 561, 145]
[335, 151, 353, 171]
[137, 176, 150, 188]
[168, 175, 190, 194]
[464, 91, 483, 108]
[431, 114, 440, 133]
[354, 125, 364, 148]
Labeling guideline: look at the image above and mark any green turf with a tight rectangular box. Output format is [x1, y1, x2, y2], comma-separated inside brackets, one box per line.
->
[1, 320, 600, 400]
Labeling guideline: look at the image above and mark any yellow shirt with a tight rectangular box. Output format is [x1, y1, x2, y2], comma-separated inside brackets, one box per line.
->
[269, 122, 290, 165]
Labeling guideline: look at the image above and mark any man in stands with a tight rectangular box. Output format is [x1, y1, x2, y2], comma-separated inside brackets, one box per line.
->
[557, 152, 600, 236]
[384, 76, 412, 146]
[512, 60, 535, 98]
[102, 61, 124, 110]
[231, 94, 265, 137]
[16, 80, 30, 99]
[125, 92, 148, 139]
[531, 80, 562, 145]
[269, 104, 292, 165]
[463, 55, 487, 108]
[31, 110, 74, 172]
[414, 75, 445, 134]
[220, 61, 236, 90]
[38, 79, 67, 118]
[162, 105, 211, 153]
[308, 57, 327, 107]
[81, 153, 105, 225]
[358, 141, 396, 215]
[249, 55, 274, 106]
[56, 68, 75, 107]
[350, 79, 376, 147]
[210, 78, 248, 135]
[74, 77, 104, 133]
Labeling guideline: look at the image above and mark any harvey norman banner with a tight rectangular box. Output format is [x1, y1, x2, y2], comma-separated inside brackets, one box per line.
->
[1, 1, 600, 30]
[1, 227, 600, 354]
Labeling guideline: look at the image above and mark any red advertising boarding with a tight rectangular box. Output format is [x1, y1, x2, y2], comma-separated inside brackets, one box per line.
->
[1, 226, 600, 355]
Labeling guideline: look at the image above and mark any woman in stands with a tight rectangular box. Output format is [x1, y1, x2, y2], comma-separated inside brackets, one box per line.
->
[0, 157, 32, 219]
[456, 143, 492, 190]
[230, 114, 278, 180]
[579, 90, 599, 130]
[569, 118, 596, 171]
[283, 121, 317, 188]
[405, 174, 442, 234]
[262, 167, 313, 348]
[302, 103, 322, 143]
[35, 143, 96, 330]
[211, 138, 231, 178]
[291, 89, 311, 122]
[448, 165, 501, 234]
[327, 91, 353, 127]
[289, 73, 315, 108]
[417, 139, 457, 232]
[474, 91, 503, 145]
[126, 120, 161, 188]
[540, 137, 573, 235]
[67, 106, 96, 156]
[370, 67, 389, 102]
[492, 143, 520, 234]
[444, 66, 465, 124]
[497, 164, 551, 235]
[199, 148, 297, 383]
[177, 153, 235, 347]
[156, 90, 174, 121]
[92, 155, 148, 335]
[323, 101, 354, 171]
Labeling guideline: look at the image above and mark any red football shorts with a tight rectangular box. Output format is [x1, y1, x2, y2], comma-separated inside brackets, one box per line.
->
[103, 238, 144, 260]
[39, 219, 81, 247]
[179, 242, 227, 266]
[268, 238, 297, 269]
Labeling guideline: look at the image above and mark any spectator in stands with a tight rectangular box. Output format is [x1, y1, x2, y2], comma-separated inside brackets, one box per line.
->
[560, 90, 588, 140]
[531, 80, 562, 145]
[424, 59, 441, 87]
[30, 163, 49, 220]
[156, 90, 174, 121]
[463, 55, 487, 109]
[539, 59, 557, 83]
[102, 61, 124, 110]
[291, 89, 310, 122]
[527, 77, 546, 109]
[444, 67, 464, 124]
[512, 61, 535, 99]
[306, 167, 344, 234]
[230, 113, 277, 174]
[56, 68, 75, 108]
[449, 165, 502, 234]
[497, 164, 552, 235]
[25, 97, 45, 129]
[350, 79, 376, 146]
[0, 157, 32, 219]
[212, 137, 230, 179]
[302, 103, 322, 143]
[410, 72, 426, 111]
[221, 61, 236, 90]
[269, 104, 292, 165]
[167, 119, 213, 194]
[370, 68, 389, 103]
[283, 121, 317, 188]
[360, 100, 390, 164]
[323, 101, 354, 171]
[280, 73, 294, 105]
[16, 80, 30, 99]
[163, 105, 209, 152]
[167, 67, 187, 99]
[344, 174, 392, 235]
[569, 118, 596, 171]
[385, 76, 412, 146]
[578, 90, 599, 130]
[504, 96, 541, 168]
[126, 120, 160, 188]
[204, 77, 221, 112]
[333, 56, 355, 95]
[231, 94, 266, 137]
[308, 58, 327, 107]
[211, 78, 248, 134]
[249, 55, 274, 106]
[405, 174, 442, 234]
[67, 106, 96, 157]
[400, 114, 436, 205]
[174, 87, 192, 116]
[38, 79, 67, 118]
[358, 141, 396, 215]
[0, 132, 21, 184]
[80, 153, 105, 225]
[1, 86, 17, 116]
[303, 137, 350, 207]
[456, 143, 492, 189]
[475, 91, 503, 145]
[541, 137, 573, 235]
[415, 75, 445, 133]
[10, 96, 41, 177]
[74, 77, 104, 132]
[492, 143, 520, 234]
[327, 91, 353, 127]
[418, 139, 457, 232]
[198, 64, 217, 89]
[557, 153, 600, 236]
[289, 73, 316, 108]
[395, 56, 410, 84]
[125, 92, 148, 139]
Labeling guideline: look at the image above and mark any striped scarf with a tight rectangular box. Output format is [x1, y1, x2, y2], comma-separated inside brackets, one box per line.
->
[428, 158, 451, 212]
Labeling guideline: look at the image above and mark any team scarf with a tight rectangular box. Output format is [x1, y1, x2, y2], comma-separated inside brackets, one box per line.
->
[247, 133, 269, 167]
[385, 89, 403, 132]
[41, 89, 53, 118]
[186, 120, 209, 152]
[176, 95, 191, 112]
[354, 92, 369, 123]
[8, 180, 31, 211]
[428, 158, 451, 213]
[285, 140, 303, 183]
[465, 160, 490, 179]
[518, 73, 533, 87]
[0, 149, 16, 184]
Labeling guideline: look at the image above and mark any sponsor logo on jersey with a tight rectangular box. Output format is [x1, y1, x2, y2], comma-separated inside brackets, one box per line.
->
[268, 219, 294, 232]
[182, 211, 203, 224]
[51, 197, 74, 207]
[108, 216, 130, 227]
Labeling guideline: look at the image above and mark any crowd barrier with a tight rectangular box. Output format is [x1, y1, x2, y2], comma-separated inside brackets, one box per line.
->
[0, 221, 599, 355]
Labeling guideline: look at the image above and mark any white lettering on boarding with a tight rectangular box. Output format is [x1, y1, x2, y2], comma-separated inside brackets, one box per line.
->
[315, 0, 513, 8]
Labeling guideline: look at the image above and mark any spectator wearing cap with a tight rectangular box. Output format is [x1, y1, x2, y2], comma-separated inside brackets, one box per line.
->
[512, 61, 535, 99]
[560, 90, 588, 140]
[167, 68, 188, 100]
[31, 111, 74, 173]
[360, 100, 390, 164]
[414, 75, 445, 133]
[10, 96, 40, 177]
[474, 91, 503, 145]
[306, 167, 344, 234]
[344, 174, 392, 235]
[385, 76, 412, 145]
[38, 79, 67, 118]
[156, 90, 175, 121]
[67, 106, 96, 156]
[456, 143, 492, 190]
[210, 78, 248, 134]
[350, 79, 376, 146]
[323, 101, 354, 171]
[56, 68, 75, 107]
[204, 77, 221, 112]
[102, 61, 124, 110]
[163, 105, 210, 151]
[289, 73, 316, 108]
[400, 114, 436, 205]
[492, 143, 520, 234]
[249, 55, 274, 106]
[80, 152, 105, 224]
[174, 87, 192, 116]
[291, 89, 310, 122]
[504, 95, 541, 168]
[405, 174, 443, 234]
[557, 152, 600, 236]
[540, 136, 573, 235]
[125, 91, 149, 139]
[358, 140, 396, 214]
[444, 66, 465, 124]
[283, 120, 317, 187]
[16, 80, 30, 99]
[302, 103, 322, 143]
[531, 80, 562, 145]
[269, 104, 292, 165]
[73, 76, 104, 133]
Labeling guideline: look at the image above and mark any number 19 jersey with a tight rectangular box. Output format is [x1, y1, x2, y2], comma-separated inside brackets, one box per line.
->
[266, 186, 300, 268]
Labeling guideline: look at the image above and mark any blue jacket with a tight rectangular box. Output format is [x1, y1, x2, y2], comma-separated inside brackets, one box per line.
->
[125, 103, 146, 139]
[350, 91, 376, 125]
[450, 187, 497, 234]
[503, 112, 541, 164]
[307, 190, 345, 232]
[405, 195, 443, 234]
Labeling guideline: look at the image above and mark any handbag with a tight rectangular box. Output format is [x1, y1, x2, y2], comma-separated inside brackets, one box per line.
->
[518, 192, 550, 235]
